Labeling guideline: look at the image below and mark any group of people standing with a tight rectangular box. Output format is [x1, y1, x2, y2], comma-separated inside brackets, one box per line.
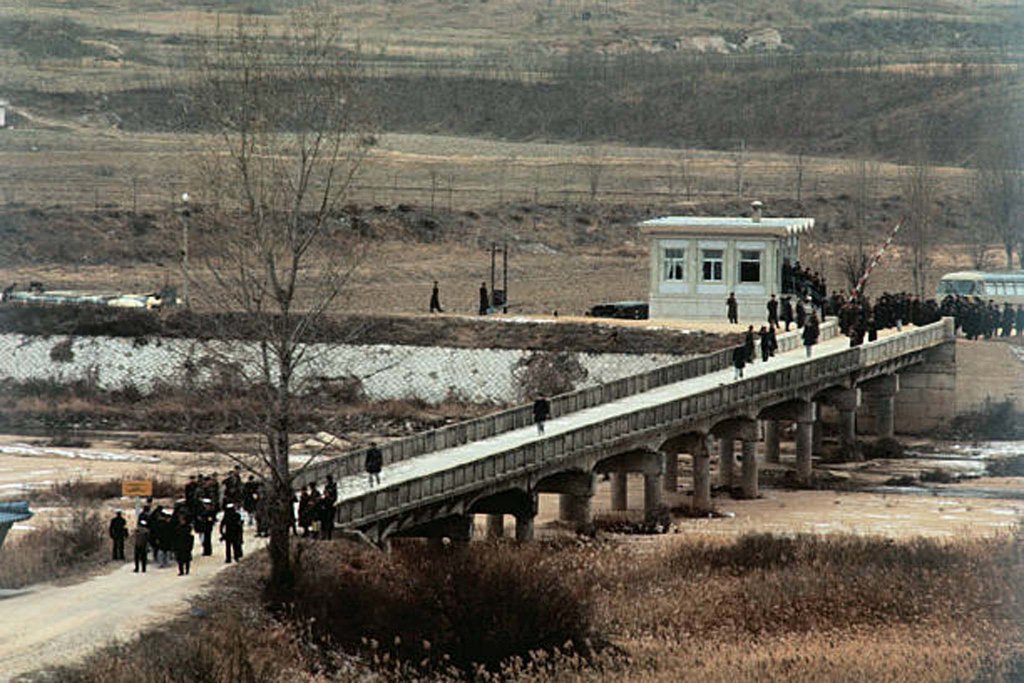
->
[109, 467, 256, 576]
[296, 474, 339, 539]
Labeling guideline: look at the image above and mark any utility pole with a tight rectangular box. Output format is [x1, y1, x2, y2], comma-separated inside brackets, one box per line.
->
[179, 192, 190, 308]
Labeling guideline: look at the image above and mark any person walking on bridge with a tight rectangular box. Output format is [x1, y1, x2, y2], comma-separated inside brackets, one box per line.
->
[732, 344, 747, 379]
[767, 294, 779, 329]
[726, 292, 739, 324]
[365, 442, 383, 488]
[802, 312, 820, 357]
[533, 395, 551, 434]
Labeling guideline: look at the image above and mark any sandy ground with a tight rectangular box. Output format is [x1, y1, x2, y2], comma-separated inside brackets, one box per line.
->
[0, 530, 263, 682]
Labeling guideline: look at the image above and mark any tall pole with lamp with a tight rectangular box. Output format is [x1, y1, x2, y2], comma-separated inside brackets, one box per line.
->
[179, 192, 190, 308]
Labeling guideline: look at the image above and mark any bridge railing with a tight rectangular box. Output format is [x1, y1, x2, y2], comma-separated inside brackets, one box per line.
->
[331, 317, 954, 529]
[295, 319, 838, 486]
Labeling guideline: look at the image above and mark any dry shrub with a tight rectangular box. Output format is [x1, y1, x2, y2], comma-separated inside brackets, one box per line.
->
[288, 539, 596, 673]
[606, 533, 1024, 638]
[36, 475, 179, 503]
[0, 507, 106, 588]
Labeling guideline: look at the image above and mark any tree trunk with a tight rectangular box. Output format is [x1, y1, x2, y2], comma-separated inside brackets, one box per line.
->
[267, 465, 294, 594]
[1006, 243, 1015, 270]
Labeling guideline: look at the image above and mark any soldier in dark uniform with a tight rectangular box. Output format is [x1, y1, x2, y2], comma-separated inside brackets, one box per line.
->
[1001, 303, 1015, 337]
[726, 293, 739, 324]
[242, 475, 259, 527]
[744, 325, 756, 363]
[766, 294, 779, 328]
[184, 475, 199, 517]
[867, 317, 879, 342]
[109, 510, 128, 561]
[802, 312, 820, 357]
[365, 442, 383, 487]
[195, 499, 216, 557]
[766, 325, 778, 357]
[479, 282, 489, 316]
[1016, 304, 1024, 336]
[219, 503, 244, 564]
[796, 299, 807, 329]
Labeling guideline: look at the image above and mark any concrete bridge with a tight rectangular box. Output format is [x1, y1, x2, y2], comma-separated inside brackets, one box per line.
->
[298, 318, 956, 545]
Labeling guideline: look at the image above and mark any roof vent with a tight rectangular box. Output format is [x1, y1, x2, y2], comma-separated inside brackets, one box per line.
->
[750, 200, 763, 223]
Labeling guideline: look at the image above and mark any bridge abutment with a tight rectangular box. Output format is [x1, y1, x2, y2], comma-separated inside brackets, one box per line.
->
[860, 374, 899, 438]
[892, 340, 956, 433]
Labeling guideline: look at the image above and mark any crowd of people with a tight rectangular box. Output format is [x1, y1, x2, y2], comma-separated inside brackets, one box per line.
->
[108, 466, 346, 575]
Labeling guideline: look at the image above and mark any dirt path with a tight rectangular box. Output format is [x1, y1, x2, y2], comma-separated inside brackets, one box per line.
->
[0, 533, 262, 682]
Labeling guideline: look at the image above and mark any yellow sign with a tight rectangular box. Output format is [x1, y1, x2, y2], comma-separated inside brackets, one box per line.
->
[122, 480, 153, 497]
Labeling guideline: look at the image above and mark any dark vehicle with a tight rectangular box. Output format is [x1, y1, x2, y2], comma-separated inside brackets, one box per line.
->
[586, 301, 649, 320]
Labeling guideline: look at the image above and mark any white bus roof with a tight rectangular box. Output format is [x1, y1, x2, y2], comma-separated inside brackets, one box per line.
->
[940, 271, 1024, 282]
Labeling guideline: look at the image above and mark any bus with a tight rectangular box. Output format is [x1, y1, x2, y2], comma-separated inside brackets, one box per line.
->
[936, 271, 1024, 304]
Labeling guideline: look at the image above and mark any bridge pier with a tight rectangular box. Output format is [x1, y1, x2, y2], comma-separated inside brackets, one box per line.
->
[812, 402, 824, 456]
[718, 438, 736, 487]
[485, 513, 505, 539]
[691, 437, 713, 514]
[861, 374, 899, 438]
[610, 473, 628, 511]
[763, 420, 781, 464]
[796, 405, 815, 485]
[835, 388, 861, 457]
[514, 513, 534, 542]
[740, 438, 759, 499]
[643, 472, 663, 523]
[546, 473, 595, 535]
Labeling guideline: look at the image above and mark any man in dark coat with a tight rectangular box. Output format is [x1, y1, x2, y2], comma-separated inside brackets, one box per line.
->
[533, 395, 551, 434]
[781, 296, 794, 331]
[109, 510, 128, 561]
[758, 326, 772, 363]
[744, 325, 756, 363]
[732, 344, 747, 379]
[320, 475, 338, 540]
[219, 503, 244, 564]
[796, 299, 807, 329]
[174, 513, 194, 576]
[726, 292, 739, 324]
[365, 441, 383, 487]
[479, 282, 489, 315]
[766, 295, 779, 328]
[132, 520, 150, 573]
[429, 281, 443, 313]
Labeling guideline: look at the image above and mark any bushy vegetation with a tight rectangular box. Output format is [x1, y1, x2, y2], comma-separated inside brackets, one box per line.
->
[287, 541, 597, 673]
[0, 508, 106, 589]
[947, 399, 1024, 440]
[35, 531, 1024, 681]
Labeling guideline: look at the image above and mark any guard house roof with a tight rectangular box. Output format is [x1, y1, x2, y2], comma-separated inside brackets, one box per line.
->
[639, 216, 814, 238]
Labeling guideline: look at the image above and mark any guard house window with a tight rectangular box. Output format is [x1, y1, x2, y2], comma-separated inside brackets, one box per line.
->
[739, 250, 762, 283]
[663, 248, 686, 281]
[702, 249, 724, 282]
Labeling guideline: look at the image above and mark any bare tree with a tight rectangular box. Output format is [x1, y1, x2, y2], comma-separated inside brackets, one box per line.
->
[837, 155, 880, 292]
[185, 7, 373, 590]
[975, 133, 1023, 269]
[900, 151, 937, 298]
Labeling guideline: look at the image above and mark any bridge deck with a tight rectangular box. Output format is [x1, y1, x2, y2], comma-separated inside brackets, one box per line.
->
[328, 327, 910, 507]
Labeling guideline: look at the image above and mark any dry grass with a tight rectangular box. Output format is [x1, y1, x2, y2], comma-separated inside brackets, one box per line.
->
[30, 475, 180, 504]
[0, 507, 106, 589]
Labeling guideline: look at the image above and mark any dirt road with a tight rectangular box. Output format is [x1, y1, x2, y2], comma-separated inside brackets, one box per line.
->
[0, 534, 262, 682]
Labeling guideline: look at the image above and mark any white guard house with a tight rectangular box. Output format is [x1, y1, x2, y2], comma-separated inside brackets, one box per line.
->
[639, 203, 814, 321]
